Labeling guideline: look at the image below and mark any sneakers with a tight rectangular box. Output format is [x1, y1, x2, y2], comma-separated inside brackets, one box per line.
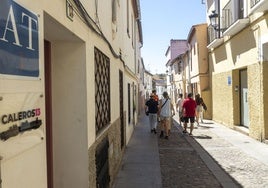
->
[189, 133, 193, 136]
[159, 131, 169, 139]
[151, 129, 157, 134]
[182, 130, 187, 134]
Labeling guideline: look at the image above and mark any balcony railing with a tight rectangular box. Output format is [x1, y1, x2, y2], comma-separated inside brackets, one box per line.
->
[221, 0, 249, 36]
[250, 0, 261, 8]
[222, 0, 245, 29]
[207, 24, 224, 49]
[249, 0, 268, 13]
[207, 25, 219, 44]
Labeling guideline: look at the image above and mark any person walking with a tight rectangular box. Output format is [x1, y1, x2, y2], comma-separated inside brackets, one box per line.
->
[152, 89, 160, 122]
[145, 94, 159, 134]
[195, 93, 207, 125]
[151, 89, 159, 102]
[182, 93, 197, 136]
[159, 92, 175, 139]
[176, 93, 184, 125]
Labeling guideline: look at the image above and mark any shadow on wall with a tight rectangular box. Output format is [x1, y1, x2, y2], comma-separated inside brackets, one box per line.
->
[229, 27, 256, 65]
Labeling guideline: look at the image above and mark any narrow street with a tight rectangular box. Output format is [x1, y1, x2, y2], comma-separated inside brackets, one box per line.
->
[113, 114, 268, 188]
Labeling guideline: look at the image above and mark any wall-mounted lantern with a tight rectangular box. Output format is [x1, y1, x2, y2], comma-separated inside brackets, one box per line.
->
[209, 10, 219, 31]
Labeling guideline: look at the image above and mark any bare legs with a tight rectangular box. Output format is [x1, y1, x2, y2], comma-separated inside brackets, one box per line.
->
[160, 118, 170, 139]
[196, 111, 200, 125]
[183, 121, 194, 135]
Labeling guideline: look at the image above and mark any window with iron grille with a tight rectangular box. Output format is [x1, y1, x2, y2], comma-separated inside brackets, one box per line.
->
[95, 47, 111, 134]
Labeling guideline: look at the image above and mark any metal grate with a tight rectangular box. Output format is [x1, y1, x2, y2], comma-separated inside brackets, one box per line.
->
[95, 47, 111, 134]
[95, 138, 110, 188]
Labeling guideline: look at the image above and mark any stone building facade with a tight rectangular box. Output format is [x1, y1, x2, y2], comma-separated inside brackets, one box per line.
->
[206, 0, 268, 142]
[166, 25, 212, 120]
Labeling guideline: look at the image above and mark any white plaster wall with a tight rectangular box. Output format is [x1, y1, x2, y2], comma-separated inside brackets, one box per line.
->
[51, 41, 88, 188]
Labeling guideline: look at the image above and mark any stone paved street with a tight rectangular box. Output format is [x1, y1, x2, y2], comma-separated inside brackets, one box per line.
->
[158, 125, 223, 188]
[171, 114, 268, 188]
[158, 120, 236, 188]
[113, 114, 268, 188]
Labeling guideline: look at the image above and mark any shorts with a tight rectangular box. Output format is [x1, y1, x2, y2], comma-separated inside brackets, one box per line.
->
[160, 116, 171, 129]
[196, 105, 203, 112]
[183, 117, 195, 123]
[160, 116, 170, 121]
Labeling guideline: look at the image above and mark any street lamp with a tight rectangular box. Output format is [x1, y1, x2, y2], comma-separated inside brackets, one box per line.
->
[209, 10, 219, 31]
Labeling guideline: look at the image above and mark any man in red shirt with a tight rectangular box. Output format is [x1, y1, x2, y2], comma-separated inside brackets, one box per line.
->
[182, 93, 197, 136]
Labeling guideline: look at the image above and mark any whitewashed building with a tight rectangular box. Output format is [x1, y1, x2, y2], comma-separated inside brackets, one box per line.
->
[0, 0, 143, 187]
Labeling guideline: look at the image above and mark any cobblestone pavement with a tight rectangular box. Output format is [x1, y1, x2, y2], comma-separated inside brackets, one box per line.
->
[113, 114, 268, 188]
[157, 121, 225, 188]
[165, 114, 268, 188]
[186, 122, 268, 188]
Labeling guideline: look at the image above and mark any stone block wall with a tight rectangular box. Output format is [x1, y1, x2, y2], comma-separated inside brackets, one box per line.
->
[248, 63, 268, 141]
[213, 63, 268, 142]
[88, 117, 124, 188]
[212, 71, 235, 127]
[248, 63, 262, 140]
[201, 90, 212, 119]
[263, 63, 268, 140]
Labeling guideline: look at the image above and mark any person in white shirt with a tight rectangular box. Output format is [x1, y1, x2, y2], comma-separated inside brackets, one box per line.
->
[176, 93, 184, 125]
[159, 92, 175, 139]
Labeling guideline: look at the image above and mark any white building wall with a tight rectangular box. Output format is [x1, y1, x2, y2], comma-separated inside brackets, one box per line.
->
[0, 0, 142, 187]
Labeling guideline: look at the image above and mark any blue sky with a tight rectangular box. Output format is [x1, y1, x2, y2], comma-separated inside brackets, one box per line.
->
[140, 0, 207, 74]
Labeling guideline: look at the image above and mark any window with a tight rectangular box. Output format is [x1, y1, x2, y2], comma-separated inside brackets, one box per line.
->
[127, 0, 130, 36]
[112, 0, 119, 38]
[95, 48, 111, 134]
[112, 0, 117, 23]
[132, 14, 134, 47]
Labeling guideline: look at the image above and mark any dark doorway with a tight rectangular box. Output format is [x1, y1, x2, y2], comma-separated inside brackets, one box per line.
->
[44, 40, 53, 188]
[119, 70, 125, 148]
